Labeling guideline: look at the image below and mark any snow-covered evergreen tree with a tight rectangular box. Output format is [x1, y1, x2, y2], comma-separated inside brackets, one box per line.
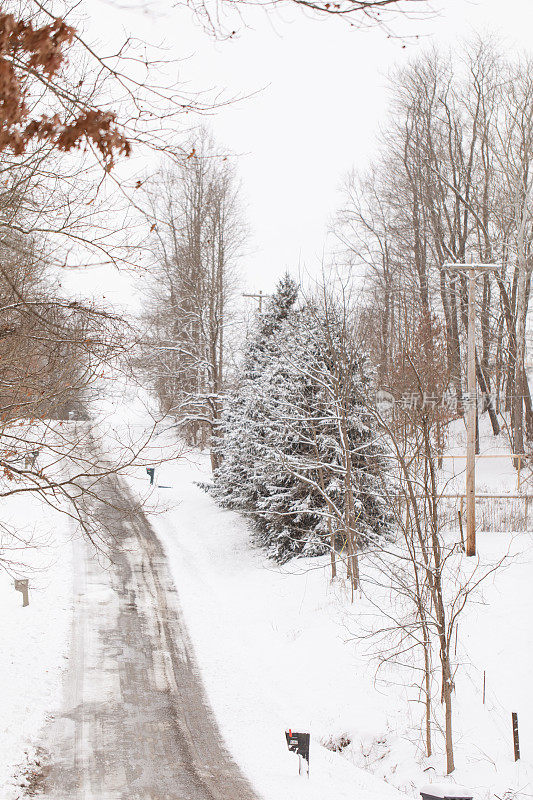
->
[211, 274, 389, 564]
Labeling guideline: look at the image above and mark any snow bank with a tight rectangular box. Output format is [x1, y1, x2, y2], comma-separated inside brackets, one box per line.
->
[420, 784, 473, 799]
[0, 491, 73, 798]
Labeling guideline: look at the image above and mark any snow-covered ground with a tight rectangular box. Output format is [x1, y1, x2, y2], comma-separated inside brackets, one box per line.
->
[0, 490, 73, 798]
[123, 407, 533, 800]
[440, 416, 532, 497]
[126, 451, 411, 800]
[0, 382, 531, 800]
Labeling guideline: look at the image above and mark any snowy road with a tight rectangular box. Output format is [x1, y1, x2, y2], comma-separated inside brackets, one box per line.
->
[39, 470, 259, 800]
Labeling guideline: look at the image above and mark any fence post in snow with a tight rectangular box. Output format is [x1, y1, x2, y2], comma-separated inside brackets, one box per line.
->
[512, 712, 520, 761]
[458, 497, 465, 552]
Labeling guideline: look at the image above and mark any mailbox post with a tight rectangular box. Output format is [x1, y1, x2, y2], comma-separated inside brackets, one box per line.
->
[285, 730, 310, 777]
[146, 468, 155, 485]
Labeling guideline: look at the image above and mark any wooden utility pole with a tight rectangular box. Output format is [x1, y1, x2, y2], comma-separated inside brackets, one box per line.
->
[466, 266, 476, 556]
[444, 262, 500, 557]
[242, 290, 267, 313]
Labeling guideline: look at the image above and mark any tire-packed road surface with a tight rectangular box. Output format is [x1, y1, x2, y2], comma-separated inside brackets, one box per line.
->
[40, 471, 259, 800]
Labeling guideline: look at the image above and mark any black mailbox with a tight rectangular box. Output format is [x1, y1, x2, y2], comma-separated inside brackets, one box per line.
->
[285, 730, 310, 775]
[146, 468, 155, 485]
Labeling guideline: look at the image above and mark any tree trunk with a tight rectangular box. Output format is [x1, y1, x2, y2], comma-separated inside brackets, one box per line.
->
[443, 668, 455, 774]
[475, 352, 500, 435]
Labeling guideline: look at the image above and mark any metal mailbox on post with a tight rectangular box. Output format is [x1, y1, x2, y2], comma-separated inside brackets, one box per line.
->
[285, 730, 310, 777]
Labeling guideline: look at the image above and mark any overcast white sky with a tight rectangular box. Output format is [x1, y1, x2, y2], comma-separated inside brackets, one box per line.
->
[62, 0, 533, 309]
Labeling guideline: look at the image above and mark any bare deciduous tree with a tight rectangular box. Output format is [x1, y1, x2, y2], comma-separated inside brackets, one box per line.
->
[138, 131, 245, 466]
[357, 359, 508, 774]
[335, 39, 533, 455]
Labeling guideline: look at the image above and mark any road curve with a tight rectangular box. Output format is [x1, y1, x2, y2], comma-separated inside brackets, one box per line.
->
[39, 470, 260, 800]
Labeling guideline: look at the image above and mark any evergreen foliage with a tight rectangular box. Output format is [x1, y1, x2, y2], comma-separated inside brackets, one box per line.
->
[211, 274, 389, 562]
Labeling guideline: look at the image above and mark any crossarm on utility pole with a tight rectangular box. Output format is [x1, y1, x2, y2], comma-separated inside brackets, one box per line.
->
[242, 290, 268, 313]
